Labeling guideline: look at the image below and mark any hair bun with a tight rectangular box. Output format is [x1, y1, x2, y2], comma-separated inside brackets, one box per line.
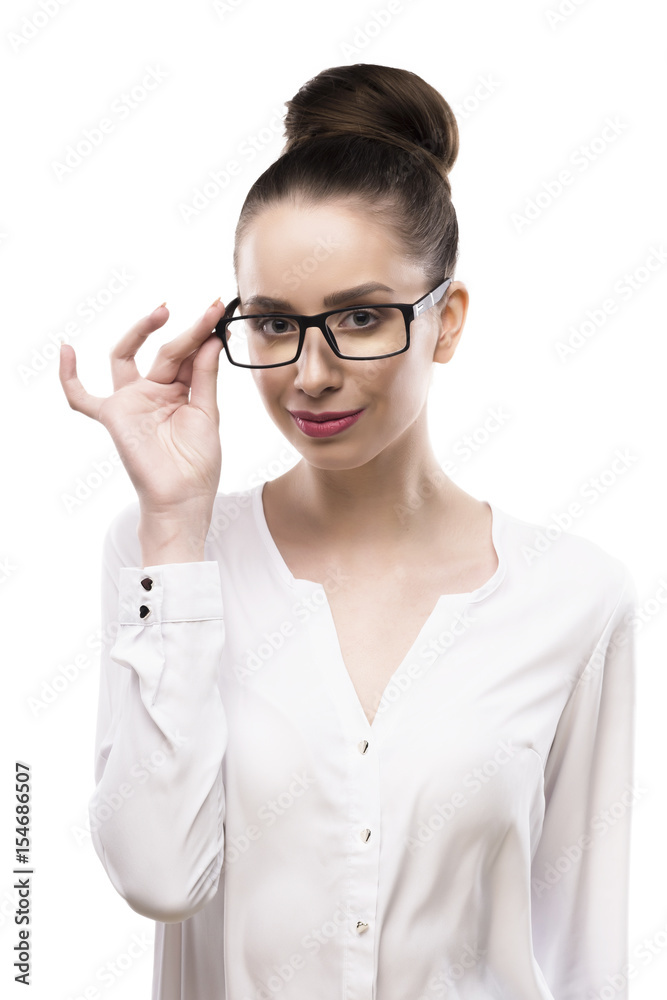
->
[235, 62, 460, 289]
[283, 63, 459, 187]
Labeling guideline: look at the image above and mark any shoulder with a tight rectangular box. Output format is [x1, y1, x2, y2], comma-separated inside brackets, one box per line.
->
[209, 486, 259, 537]
[493, 501, 637, 627]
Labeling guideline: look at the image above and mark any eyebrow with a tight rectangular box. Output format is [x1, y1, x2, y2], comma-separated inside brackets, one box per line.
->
[239, 282, 395, 312]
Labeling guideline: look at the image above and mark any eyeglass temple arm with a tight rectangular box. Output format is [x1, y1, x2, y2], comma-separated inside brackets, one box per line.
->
[413, 277, 452, 318]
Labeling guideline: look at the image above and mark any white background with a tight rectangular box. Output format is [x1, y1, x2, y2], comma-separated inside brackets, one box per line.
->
[2, 0, 665, 997]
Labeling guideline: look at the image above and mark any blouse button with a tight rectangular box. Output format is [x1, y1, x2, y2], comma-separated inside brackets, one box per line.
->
[357, 740, 369, 754]
[355, 921, 369, 934]
[141, 576, 153, 591]
[360, 828, 371, 843]
[139, 605, 151, 619]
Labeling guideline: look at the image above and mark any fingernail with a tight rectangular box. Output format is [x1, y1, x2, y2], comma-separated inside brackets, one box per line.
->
[209, 296, 222, 309]
[154, 301, 167, 312]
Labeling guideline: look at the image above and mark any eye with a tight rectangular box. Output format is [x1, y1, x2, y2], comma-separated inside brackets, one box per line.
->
[248, 315, 299, 336]
[338, 308, 381, 329]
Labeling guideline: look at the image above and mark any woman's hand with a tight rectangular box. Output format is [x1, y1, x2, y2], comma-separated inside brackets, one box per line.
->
[59, 299, 226, 525]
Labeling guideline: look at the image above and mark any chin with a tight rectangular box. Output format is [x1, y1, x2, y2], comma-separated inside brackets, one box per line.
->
[286, 436, 381, 472]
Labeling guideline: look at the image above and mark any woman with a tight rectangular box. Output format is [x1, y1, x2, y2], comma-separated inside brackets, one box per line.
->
[59, 63, 637, 1000]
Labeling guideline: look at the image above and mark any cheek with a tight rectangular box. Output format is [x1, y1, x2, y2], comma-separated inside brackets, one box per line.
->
[378, 350, 432, 400]
[343, 355, 404, 398]
[251, 370, 284, 401]
[384, 356, 435, 427]
[351, 362, 430, 430]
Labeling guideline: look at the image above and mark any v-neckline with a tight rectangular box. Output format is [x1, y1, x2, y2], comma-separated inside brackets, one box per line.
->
[251, 480, 507, 732]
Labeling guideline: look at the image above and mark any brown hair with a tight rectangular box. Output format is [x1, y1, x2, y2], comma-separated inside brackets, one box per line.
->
[233, 63, 460, 288]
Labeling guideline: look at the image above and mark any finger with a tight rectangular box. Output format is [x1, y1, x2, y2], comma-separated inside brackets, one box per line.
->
[110, 304, 170, 392]
[174, 348, 197, 388]
[59, 343, 107, 420]
[145, 299, 226, 385]
[189, 334, 224, 415]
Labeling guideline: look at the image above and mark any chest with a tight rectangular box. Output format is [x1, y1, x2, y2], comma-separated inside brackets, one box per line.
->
[320, 551, 498, 727]
[260, 494, 499, 728]
[323, 583, 443, 726]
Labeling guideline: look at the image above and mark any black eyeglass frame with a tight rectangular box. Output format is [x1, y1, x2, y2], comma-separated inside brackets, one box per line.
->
[213, 277, 453, 368]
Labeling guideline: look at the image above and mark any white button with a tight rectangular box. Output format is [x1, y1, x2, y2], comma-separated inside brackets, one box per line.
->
[360, 828, 371, 843]
[358, 739, 369, 754]
[355, 920, 369, 934]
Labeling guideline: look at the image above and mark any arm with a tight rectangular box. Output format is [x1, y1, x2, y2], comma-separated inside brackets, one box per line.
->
[530, 567, 639, 999]
[89, 502, 228, 923]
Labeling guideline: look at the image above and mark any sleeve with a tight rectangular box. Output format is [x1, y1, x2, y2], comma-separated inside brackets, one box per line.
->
[530, 566, 639, 1000]
[88, 502, 228, 924]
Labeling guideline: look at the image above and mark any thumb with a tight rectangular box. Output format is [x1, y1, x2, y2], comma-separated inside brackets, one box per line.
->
[189, 334, 223, 414]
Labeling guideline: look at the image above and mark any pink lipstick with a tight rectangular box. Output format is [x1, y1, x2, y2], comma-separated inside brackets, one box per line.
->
[288, 408, 365, 438]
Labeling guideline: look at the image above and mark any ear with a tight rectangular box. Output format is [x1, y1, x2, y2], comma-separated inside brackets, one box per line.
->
[432, 282, 469, 364]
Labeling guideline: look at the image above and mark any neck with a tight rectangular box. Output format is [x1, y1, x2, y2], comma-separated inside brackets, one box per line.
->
[286, 417, 458, 546]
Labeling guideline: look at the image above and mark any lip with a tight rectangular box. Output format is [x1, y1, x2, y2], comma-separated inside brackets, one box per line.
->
[288, 408, 365, 438]
[289, 409, 363, 421]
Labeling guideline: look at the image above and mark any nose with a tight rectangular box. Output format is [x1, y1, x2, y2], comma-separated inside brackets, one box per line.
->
[293, 324, 342, 393]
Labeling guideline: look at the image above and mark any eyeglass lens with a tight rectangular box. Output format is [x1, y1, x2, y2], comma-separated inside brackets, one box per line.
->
[224, 305, 407, 366]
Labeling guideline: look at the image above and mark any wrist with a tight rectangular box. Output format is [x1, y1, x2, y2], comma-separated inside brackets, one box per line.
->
[138, 514, 210, 566]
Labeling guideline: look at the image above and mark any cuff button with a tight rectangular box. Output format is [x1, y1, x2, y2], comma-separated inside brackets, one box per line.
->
[141, 577, 153, 591]
[139, 604, 151, 619]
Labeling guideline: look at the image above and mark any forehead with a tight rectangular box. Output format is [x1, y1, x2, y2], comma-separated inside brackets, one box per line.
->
[236, 196, 419, 306]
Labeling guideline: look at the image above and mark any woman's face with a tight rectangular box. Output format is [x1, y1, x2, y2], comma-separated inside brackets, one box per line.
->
[234, 196, 467, 472]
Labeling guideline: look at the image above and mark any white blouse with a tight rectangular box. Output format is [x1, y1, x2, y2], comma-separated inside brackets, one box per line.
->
[90, 479, 638, 1000]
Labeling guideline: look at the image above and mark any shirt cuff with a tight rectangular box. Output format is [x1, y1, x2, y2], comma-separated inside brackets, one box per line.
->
[117, 561, 223, 625]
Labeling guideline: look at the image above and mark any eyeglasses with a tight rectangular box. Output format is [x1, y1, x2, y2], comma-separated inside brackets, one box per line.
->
[213, 277, 452, 368]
